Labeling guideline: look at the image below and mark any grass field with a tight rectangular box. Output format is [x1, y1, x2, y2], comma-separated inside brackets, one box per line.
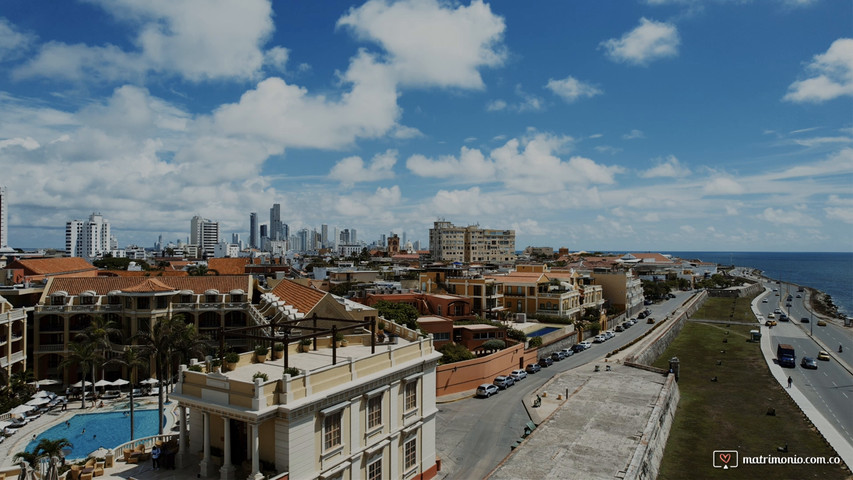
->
[691, 295, 759, 323]
[652, 315, 849, 478]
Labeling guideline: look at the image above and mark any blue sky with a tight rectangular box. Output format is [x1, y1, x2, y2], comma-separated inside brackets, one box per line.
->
[0, 0, 851, 252]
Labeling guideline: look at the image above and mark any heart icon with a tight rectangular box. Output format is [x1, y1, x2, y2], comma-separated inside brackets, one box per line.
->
[719, 453, 731, 464]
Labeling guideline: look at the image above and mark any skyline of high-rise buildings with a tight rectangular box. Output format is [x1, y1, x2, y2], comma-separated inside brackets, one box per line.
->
[190, 215, 220, 259]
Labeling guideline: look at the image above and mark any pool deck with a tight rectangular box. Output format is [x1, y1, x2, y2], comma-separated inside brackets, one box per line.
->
[0, 395, 176, 470]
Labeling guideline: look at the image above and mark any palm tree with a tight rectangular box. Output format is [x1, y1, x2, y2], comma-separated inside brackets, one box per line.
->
[60, 341, 100, 409]
[166, 321, 211, 397]
[106, 346, 147, 441]
[134, 315, 181, 435]
[76, 316, 121, 401]
[14, 437, 72, 471]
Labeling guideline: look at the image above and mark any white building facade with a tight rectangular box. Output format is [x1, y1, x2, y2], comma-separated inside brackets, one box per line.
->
[65, 213, 112, 260]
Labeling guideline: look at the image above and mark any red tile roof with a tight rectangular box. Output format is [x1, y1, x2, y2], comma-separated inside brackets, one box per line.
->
[7, 257, 97, 275]
[208, 258, 251, 275]
[45, 275, 251, 296]
[270, 278, 327, 314]
[121, 278, 176, 293]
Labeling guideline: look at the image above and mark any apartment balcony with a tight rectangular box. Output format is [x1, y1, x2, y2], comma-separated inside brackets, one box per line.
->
[36, 344, 67, 354]
[35, 304, 121, 313]
[0, 350, 26, 368]
[38, 323, 65, 333]
[0, 309, 26, 324]
[171, 302, 249, 312]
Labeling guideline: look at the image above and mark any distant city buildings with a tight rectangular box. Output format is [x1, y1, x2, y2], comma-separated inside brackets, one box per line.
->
[249, 212, 258, 249]
[429, 220, 516, 264]
[190, 215, 220, 259]
[0, 186, 9, 251]
[65, 213, 114, 260]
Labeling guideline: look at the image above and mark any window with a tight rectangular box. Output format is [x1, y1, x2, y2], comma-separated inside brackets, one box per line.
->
[368, 395, 382, 429]
[404, 438, 417, 470]
[368, 458, 381, 480]
[432, 332, 450, 341]
[324, 411, 342, 450]
[180, 294, 193, 303]
[405, 381, 417, 411]
[137, 297, 150, 309]
[156, 296, 168, 309]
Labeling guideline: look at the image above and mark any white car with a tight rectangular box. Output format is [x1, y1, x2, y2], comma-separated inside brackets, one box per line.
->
[510, 369, 528, 381]
[593, 334, 607, 343]
[578, 341, 592, 349]
[604, 331, 615, 340]
[767, 313, 775, 319]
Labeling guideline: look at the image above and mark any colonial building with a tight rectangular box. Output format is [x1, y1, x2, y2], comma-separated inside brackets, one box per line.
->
[0, 294, 27, 382]
[428, 221, 516, 264]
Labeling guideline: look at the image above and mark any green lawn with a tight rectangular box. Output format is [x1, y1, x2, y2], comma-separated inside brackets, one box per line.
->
[691, 296, 758, 323]
[653, 321, 848, 479]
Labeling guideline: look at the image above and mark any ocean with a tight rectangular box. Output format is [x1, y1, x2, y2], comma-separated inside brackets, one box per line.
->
[666, 252, 853, 317]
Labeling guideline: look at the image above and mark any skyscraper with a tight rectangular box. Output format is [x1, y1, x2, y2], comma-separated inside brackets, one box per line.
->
[249, 212, 258, 249]
[66, 213, 112, 259]
[190, 215, 220, 258]
[321, 224, 329, 248]
[0, 186, 8, 249]
[270, 204, 282, 241]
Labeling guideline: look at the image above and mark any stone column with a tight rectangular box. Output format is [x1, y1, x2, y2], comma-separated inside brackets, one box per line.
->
[220, 417, 235, 480]
[199, 412, 216, 477]
[176, 406, 188, 468]
[248, 423, 263, 480]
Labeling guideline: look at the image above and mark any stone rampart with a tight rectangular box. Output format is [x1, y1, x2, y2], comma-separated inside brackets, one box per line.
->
[623, 374, 680, 480]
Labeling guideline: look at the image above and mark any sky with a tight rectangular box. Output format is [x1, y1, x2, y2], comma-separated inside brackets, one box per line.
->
[0, 0, 851, 253]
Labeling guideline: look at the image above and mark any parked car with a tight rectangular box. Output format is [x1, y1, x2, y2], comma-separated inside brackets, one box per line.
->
[593, 334, 607, 343]
[578, 341, 592, 349]
[538, 357, 553, 368]
[604, 331, 615, 340]
[817, 351, 830, 361]
[550, 352, 564, 362]
[493, 375, 513, 389]
[510, 369, 528, 381]
[560, 348, 574, 357]
[477, 384, 499, 397]
[614, 325, 624, 332]
[525, 363, 541, 374]
[571, 344, 586, 353]
[800, 357, 818, 369]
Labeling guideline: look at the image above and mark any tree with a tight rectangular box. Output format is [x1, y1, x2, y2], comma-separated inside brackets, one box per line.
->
[528, 337, 543, 348]
[481, 339, 506, 351]
[437, 343, 474, 364]
[374, 301, 419, 330]
[60, 341, 100, 409]
[106, 346, 147, 441]
[76, 316, 120, 404]
[14, 437, 72, 471]
[187, 265, 209, 276]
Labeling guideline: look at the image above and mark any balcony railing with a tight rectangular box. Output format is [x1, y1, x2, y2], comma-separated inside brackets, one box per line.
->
[171, 302, 249, 311]
[0, 351, 25, 368]
[35, 304, 120, 313]
[36, 344, 66, 353]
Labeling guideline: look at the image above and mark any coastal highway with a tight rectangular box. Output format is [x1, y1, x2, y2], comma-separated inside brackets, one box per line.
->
[757, 286, 853, 441]
[434, 291, 691, 480]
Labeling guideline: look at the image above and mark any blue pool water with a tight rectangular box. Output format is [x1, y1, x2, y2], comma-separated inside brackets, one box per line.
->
[25, 409, 164, 459]
[528, 327, 559, 337]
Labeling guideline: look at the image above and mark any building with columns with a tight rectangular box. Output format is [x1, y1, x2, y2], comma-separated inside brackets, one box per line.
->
[172, 284, 441, 480]
[0, 294, 27, 382]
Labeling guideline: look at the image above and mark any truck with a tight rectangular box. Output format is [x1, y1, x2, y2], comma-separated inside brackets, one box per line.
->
[777, 343, 796, 368]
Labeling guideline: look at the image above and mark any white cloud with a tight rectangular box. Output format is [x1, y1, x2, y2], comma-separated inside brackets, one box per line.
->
[212, 51, 400, 150]
[758, 207, 821, 226]
[594, 145, 622, 155]
[14, 0, 278, 82]
[406, 146, 495, 182]
[641, 155, 691, 178]
[680, 225, 696, 234]
[486, 99, 507, 111]
[335, 185, 402, 217]
[784, 38, 853, 103]
[264, 46, 289, 72]
[337, 0, 506, 89]
[769, 148, 853, 180]
[623, 129, 645, 140]
[0, 18, 34, 62]
[391, 125, 423, 139]
[545, 76, 603, 103]
[703, 176, 744, 195]
[825, 195, 853, 224]
[329, 149, 397, 186]
[601, 18, 680, 66]
[0, 137, 39, 151]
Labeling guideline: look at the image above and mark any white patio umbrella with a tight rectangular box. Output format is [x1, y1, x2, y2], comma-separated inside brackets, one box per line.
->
[70, 380, 92, 388]
[10, 405, 36, 415]
[25, 397, 50, 407]
[111, 379, 130, 387]
[32, 390, 52, 398]
[28, 379, 61, 386]
[140, 378, 159, 385]
[94, 379, 113, 388]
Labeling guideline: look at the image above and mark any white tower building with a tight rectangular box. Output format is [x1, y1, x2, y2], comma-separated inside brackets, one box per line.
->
[65, 213, 112, 259]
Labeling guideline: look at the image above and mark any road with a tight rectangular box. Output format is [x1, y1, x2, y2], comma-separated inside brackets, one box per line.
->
[756, 282, 853, 441]
[434, 291, 691, 479]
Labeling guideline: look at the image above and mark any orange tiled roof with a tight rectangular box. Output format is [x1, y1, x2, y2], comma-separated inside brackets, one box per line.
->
[45, 275, 251, 296]
[7, 257, 97, 275]
[270, 278, 327, 315]
[628, 253, 673, 263]
[487, 272, 546, 284]
[121, 278, 175, 293]
[98, 270, 189, 277]
[207, 258, 251, 275]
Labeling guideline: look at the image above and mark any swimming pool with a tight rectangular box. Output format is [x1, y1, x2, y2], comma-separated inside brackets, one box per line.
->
[528, 327, 560, 337]
[25, 409, 165, 459]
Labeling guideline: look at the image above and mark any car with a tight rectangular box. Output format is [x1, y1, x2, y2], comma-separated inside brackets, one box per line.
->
[571, 344, 586, 353]
[628, 319, 637, 325]
[525, 363, 541, 374]
[796, 294, 802, 298]
[667, 293, 676, 299]
[816, 320, 827, 326]
[637, 311, 648, 319]
[578, 341, 592, 349]
[538, 357, 553, 368]
[477, 384, 499, 397]
[787, 295, 793, 301]
[801, 317, 810, 323]
[593, 334, 607, 343]
[614, 325, 625, 332]
[550, 352, 564, 362]
[762, 299, 768, 303]
[646, 317, 656, 324]
[560, 348, 575, 357]
[604, 331, 615, 340]
[800, 357, 818, 369]
[510, 369, 528, 381]
[774, 309, 782, 314]
[817, 351, 830, 361]
[493, 375, 513, 389]
[786, 303, 792, 307]
[779, 314, 789, 321]
[767, 313, 775, 319]
[765, 319, 777, 327]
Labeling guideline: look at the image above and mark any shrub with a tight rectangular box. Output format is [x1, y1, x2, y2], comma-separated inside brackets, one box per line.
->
[334, 332, 345, 342]
[254, 345, 269, 356]
[481, 339, 506, 351]
[506, 328, 527, 342]
[528, 337, 543, 348]
[300, 338, 312, 346]
[284, 367, 300, 377]
[188, 364, 202, 372]
[225, 352, 240, 364]
[274, 343, 285, 352]
[438, 343, 474, 364]
[211, 358, 221, 367]
[252, 371, 268, 382]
